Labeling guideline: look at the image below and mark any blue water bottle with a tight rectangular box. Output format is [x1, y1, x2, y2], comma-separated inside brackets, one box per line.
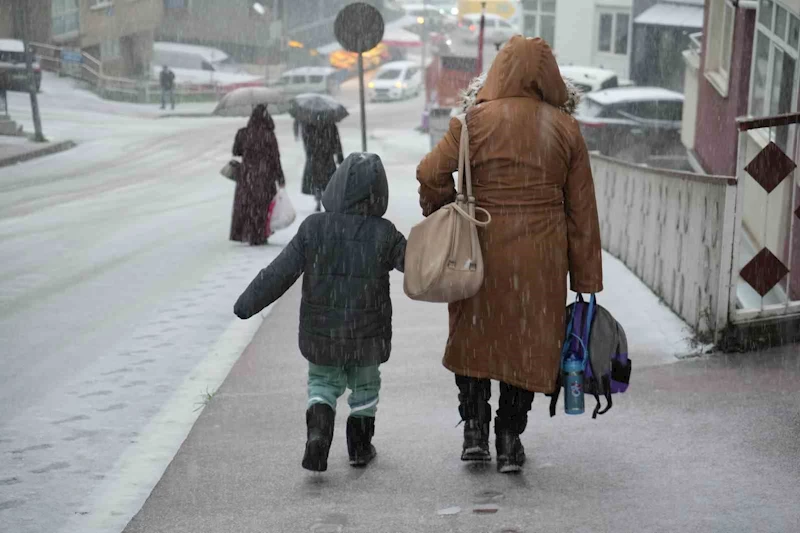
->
[563, 355, 585, 415]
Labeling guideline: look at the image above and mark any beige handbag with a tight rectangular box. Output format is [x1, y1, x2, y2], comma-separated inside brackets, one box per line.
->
[404, 114, 491, 303]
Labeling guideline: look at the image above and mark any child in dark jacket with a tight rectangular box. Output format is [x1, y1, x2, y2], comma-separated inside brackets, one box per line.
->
[234, 153, 406, 472]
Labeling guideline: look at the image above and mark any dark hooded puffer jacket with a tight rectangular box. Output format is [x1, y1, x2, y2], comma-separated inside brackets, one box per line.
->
[234, 153, 407, 367]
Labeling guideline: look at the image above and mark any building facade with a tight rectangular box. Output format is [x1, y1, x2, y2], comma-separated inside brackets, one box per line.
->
[520, 0, 633, 79]
[630, 0, 704, 90]
[683, 0, 800, 310]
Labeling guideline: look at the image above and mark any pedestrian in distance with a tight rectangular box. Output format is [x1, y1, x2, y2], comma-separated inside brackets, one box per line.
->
[295, 119, 344, 212]
[159, 65, 175, 110]
[416, 36, 603, 473]
[234, 152, 407, 472]
[230, 104, 285, 246]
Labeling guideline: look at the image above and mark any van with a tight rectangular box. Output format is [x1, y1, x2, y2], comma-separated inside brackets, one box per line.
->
[151, 42, 261, 87]
[271, 67, 341, 96]
[0, 39, 42, 92]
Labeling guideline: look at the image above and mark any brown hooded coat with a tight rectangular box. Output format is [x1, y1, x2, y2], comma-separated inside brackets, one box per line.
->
[416, 37, 603, 393]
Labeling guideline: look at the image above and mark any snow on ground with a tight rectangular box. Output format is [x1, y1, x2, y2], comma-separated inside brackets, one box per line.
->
[1, 70, 692, 533]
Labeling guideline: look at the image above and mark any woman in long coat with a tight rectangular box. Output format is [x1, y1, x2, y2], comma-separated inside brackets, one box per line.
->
[231, 104, 285, 245]
[296, 120, 344, 211]
[416, 37, 603, 473]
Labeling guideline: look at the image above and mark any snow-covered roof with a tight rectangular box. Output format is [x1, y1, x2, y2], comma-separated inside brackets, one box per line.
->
[383, 27, 423, 47]
[0, 39, 25, 53]
[559, 66, 617, 83]
[587, 87, 685, 106]
[153, 42, 230, 63]
[634, 2, 704, 28]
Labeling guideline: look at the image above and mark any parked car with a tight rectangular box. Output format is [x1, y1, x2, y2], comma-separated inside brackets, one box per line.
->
[458, 13, 517, 45]
[575, 87, 685, 164]
[558, 66, 621, 94]
[368, 61, 422, 102]
[271, 67, 341, 96]
[0, 39, 42, 92]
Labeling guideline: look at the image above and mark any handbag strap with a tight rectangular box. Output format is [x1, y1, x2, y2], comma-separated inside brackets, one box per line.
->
[454, 114, 475, 214]
[453, 113, 492, 228]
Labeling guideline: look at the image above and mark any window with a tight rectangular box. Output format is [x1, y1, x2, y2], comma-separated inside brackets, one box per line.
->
[377, 69, 402, 80]
[52, 0, 79, 37]
[705, 0, 736, 96]
[291, 75, 306, 84]
[750, 0, 800, 148]
[100, 39, 121, 60]
[597, 11, 629, 56]
[309, 75, 323, 83]
[522, 0, 556, 46]
[404, 67, 419, 80]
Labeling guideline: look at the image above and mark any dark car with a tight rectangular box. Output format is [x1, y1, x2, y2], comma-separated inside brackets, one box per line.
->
[575, 87, 684, 165]
[0, 39, 42, 92]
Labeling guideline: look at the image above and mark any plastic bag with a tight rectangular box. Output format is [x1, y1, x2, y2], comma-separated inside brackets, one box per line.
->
[267, 187, 296, 234]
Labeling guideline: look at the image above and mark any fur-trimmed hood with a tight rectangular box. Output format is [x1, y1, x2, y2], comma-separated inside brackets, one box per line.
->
[459, 37, 582, 116]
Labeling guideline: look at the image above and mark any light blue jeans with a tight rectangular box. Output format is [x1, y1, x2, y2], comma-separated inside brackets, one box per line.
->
[307, 363, 381, 418]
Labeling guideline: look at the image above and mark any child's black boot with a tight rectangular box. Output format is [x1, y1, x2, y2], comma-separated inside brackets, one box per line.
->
[346, 416, 376, 467]
[302, 403, 335, 472]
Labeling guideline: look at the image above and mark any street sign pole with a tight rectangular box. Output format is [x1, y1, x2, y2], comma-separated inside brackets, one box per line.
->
[358, 52, 367, 151]
[334, 3, 384, 154]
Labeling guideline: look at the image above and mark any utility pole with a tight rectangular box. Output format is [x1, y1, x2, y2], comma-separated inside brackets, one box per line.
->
[17, 0, 45, 141]
[420, 7, 428, 130]
[476, 2, 487, 76]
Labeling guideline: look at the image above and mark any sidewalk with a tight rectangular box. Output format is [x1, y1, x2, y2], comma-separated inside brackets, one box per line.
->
[121, 261, 800, 532]
[0, 136, 75, 169]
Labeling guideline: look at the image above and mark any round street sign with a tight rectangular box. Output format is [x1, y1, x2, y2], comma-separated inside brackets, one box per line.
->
[334, 3, 385, 54]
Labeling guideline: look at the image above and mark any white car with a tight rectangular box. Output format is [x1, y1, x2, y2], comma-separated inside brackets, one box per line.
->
[368, 61, 422, 102]
[458, 13, 518, 45]
[558, 66, 621, 94]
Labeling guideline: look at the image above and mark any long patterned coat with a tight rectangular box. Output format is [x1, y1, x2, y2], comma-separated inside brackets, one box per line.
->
[230, 105, 285, 245]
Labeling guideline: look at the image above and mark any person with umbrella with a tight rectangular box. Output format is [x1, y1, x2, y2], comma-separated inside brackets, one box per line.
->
[230, 104, 285, 246]
[291, 94, 348, 212]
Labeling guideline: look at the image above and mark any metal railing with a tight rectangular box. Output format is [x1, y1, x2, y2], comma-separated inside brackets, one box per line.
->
[727, 112, 800, 324]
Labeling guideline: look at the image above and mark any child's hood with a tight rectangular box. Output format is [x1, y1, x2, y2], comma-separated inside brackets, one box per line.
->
[322, 152, 389, 217]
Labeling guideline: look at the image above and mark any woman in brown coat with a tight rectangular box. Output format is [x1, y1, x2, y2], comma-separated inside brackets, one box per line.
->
[230, 104, 285, 246]
[416, 37, 603, 473]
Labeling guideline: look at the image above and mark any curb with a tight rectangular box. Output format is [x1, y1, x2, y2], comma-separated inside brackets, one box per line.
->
[0, 140, 77, 169]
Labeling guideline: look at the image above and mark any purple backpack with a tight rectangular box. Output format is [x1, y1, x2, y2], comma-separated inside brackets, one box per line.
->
[549, 294, 631, 419]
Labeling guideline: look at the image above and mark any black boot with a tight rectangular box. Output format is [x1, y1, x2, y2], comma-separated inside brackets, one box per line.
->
[461, 418, 491, 461]
[346, 416, 376, 467]
[495, 431, 525, 473]
[302, 404, 335, 472]
[456, 375, 492, 462]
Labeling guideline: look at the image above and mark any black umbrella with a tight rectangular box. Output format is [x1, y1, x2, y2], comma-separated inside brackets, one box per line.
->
[290, 93, 349, 123]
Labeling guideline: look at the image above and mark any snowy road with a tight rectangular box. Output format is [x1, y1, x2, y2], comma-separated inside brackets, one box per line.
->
[0, 74, 428, 533]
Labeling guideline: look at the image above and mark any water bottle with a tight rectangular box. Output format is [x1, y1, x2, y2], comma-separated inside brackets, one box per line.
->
[563, 355, 585, 415]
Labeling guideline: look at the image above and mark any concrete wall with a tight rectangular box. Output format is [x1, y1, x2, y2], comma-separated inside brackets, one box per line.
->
[157, 0, 274, 62]
[694, 7, 755, 176]
[591, 154, 736, 333]
[0, 0, 51, 43]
